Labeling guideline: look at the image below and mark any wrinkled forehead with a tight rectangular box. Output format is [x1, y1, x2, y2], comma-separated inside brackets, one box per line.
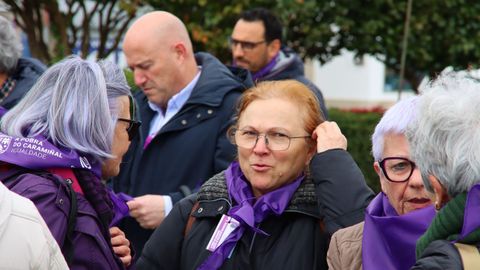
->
[237, 97, 307, 131]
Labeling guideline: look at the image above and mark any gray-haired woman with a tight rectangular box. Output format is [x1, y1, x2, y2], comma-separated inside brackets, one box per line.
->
[0, 56, 139, 269]
[408, 73, 480, 269]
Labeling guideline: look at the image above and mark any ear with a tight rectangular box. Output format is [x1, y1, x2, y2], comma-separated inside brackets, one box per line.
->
[428, 175, 450, 209]
[374, 162, 387, 194]
[173, 42, 187, 61]
[304, 141, 317, 166]
[267, 39, 281, 60]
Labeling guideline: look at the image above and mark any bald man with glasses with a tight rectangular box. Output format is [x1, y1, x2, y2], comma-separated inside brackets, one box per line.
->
[230, 7, 328, 118]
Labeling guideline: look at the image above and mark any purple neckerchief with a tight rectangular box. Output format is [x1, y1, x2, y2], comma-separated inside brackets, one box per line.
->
[109, 191, 133, 226]
[0, 132, 102, 178]
[362, 193, 435, 270]
[457, 183, 480, 241]
[251, 53, 279, 81]
[197, 161, 303, 270]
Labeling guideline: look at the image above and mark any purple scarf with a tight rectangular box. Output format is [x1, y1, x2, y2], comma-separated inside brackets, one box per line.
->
[362, 193, 435, 270]
[251, 53, 279, 81]
[198, 161, 303, 270]
[458, 184, 480, 241]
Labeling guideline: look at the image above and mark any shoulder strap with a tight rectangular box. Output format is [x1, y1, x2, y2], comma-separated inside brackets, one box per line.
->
[454, 242, 480, 270]
[62, 177, 78, 266]
[184, 200, 200, 237]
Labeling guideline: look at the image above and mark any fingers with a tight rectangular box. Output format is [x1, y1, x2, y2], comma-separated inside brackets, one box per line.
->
[113, 244, 132, 267]
[109, 226, 124, 237]
[128, 195, 166, 229]
[313, 121, 347, 153]
[110, 227, 131, 267]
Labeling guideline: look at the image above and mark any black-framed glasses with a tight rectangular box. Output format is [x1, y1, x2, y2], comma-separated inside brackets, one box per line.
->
[228, 37, 267, 51]
[228, 128, 310, 151]
[378, 157, 417, 182]
[118, 95, 141, 141]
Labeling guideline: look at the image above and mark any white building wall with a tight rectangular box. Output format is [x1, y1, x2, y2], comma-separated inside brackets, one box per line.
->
[306, 50, 413, 109]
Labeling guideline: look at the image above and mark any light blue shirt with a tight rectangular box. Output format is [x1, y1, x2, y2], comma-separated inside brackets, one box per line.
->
[147, 68, 202, 137]
[145, 67, 201, 216]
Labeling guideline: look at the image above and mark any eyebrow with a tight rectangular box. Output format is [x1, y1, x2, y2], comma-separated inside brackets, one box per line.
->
[129, 60, 153, 70]
[239, 126, 291, 133]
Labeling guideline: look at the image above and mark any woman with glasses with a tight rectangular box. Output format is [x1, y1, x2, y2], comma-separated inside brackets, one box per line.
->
[137, 79, 373, 270]
[327, 96, 436, 270]
[0, 56, 140, 269]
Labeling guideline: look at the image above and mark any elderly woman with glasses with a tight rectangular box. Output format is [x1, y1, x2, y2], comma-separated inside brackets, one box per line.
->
[136, 79, 373, 270]
[327, 96, 436, 270]
[0, 56, 140, 269]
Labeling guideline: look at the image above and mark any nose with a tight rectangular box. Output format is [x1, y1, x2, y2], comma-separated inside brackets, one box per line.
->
[134, 70, 147, 86]
[408, 167, 424, 188]
[252, 134, 269, 154]
[232, 44, 244, 58]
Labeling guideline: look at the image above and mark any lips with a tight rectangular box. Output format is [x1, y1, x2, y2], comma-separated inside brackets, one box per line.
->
[406, 197, 432, 208]
[251, 163, 272, 172]
[407, 198, 430, 203]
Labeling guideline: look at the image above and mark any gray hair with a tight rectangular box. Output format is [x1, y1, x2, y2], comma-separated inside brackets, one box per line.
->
[0, 16, 22, 73]
[1, 55, 131, 160]
[406, 73, 480, 197]
[371, 96, 418, 161]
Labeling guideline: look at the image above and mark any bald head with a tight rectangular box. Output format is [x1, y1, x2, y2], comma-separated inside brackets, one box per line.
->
[122, 11, 198, 109]
[125, 11, 193, 53]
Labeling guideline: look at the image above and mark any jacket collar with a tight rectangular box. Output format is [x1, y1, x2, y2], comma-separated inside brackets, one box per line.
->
[197, 170, 320, 218]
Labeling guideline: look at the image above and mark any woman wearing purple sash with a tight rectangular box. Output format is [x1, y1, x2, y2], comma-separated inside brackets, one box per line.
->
[327, 97, 436, 270]
[0, 56, 139, 269]
[408, 74, 480, 269]
[136, 80, 373, 270]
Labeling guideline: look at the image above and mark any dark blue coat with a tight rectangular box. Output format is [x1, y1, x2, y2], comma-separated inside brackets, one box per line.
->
[2, 57, 46, 109]
[113, 52, 253, 254]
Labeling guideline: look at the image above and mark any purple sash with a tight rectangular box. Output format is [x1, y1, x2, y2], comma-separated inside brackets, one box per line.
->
[362, 193, 435, 270]
[0, 131, 132, 224]
[0, 132, 102, 177]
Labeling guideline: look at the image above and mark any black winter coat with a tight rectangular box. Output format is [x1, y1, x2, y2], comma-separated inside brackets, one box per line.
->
[411, 240, 469, 270]
[137, 150, 374, 270]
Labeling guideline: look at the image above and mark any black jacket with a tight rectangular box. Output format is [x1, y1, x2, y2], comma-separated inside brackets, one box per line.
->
[137, 150, 374, 270]
[411, 240, 468, 270]
[2, 57, 46, 109]
[113, 52, 252, 254]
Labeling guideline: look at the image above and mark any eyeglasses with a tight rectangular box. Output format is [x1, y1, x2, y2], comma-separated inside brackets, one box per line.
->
[118, 95, 141, 141]
[378, 157, 417, 182]
[228, 37, 267, 51]
[228, 128, 310, 151]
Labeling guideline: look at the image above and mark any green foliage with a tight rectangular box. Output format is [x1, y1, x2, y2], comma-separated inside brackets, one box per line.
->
[123, 68, 140, 93]
[146, 0, 480, 91]
[329, 108, 383, 193]
[146, 0, 343, 64]
[331, 0, 480, 90]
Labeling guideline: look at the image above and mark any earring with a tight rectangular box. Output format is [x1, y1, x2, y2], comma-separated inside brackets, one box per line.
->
[435, 201, 441, 211]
